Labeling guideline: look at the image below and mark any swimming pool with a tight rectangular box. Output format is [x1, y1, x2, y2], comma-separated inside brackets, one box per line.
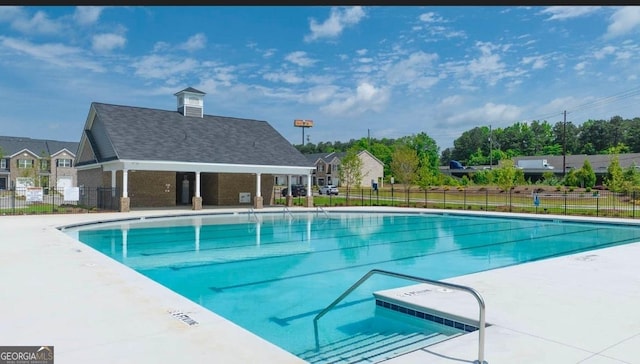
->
[63, 210, 640, 362]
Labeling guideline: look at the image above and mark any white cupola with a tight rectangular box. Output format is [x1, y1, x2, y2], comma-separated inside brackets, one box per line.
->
[174, 87, 206, 117]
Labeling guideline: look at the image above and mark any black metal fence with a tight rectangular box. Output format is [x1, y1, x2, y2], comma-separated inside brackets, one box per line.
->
[274, 186, 640, 220]
[0, 187, 120, 215]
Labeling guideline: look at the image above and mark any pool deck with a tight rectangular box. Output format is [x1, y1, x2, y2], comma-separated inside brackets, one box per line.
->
[1, 206, 639, 364]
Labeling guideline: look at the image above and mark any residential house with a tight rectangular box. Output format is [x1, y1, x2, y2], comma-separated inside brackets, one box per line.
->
[306, 150, 384, 188]
[0, 136, 78, 192]
[75, 87, 315, 211]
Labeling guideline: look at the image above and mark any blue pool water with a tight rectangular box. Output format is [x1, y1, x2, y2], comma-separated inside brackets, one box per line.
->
[64, 211, 640, 360]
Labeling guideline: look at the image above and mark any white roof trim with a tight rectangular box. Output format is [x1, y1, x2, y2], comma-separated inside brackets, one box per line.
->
[77, 159, 314, 175]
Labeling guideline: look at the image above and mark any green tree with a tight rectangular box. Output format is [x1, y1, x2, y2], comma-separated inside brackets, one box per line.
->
[494, 159, 518, 192]
[390, 143, 419, 205]
[579, 159, 596, 188]
[605, 154, 625, 192]
[338, 148, 363, 205]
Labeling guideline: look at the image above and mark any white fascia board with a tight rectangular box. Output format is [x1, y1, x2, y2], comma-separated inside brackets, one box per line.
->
[100, 159, 314, 175]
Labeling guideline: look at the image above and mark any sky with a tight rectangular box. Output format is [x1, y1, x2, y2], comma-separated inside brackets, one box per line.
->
[1, 6, 640, 152]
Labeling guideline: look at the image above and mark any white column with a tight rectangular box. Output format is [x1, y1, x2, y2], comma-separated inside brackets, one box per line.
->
[287, 175, 292, 196]
[307, 173, 312, 197]
[111, 170, 116, 197]
[256, 173, 262, 197]
[122, 169, 128, 198]
[195, 171, 201, 197]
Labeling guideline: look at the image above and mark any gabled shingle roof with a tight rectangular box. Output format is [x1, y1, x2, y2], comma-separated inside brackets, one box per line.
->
[87, 102, 313, 167]
[0, 136, 78, 157]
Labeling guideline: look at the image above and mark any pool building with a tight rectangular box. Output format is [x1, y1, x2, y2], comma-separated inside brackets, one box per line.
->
[75, 87, 316, 212]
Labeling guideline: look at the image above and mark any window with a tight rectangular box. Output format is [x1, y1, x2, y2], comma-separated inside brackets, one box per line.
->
[0, 159, 6, 169]
[57, 159, 72, 168]
[18, 159, 34, 169]
[40, 160, 49, 170]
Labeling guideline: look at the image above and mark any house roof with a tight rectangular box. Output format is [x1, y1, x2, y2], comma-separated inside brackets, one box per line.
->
[77, 102, 314, 174]
[514, 154, 640, 172]
[304, 150, 384, 166]
[174, 87, 205, 95]
[0, 136, 78, 158]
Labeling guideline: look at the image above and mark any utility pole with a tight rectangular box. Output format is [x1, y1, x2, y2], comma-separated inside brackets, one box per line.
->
[489, 125, 492, 169]
[563, 110, 567, 178]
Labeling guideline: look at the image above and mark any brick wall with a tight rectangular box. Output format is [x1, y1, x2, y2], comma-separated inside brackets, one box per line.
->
[202, 173, 274, 206]
[127, 171, 176, 207]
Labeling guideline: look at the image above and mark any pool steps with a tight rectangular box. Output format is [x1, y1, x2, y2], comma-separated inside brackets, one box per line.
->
[297, 329, 457, 363]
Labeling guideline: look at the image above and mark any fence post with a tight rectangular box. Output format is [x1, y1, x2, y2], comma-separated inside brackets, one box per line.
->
[634, 190, 636, 219]
[596, 193, 599, 216]
[361, 188, 364, 207]
[443, 189, 446, 209]
[509, 188, 512, 212]
[464, 188, 467, 210]
[485, 189, 488, 211]
[564, 192, 567, 215]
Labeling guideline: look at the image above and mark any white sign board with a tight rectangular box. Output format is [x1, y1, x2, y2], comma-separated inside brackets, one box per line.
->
[239, 192, 251, 203]
[64, 187, 80, 202]
[26, 187, 43, 202]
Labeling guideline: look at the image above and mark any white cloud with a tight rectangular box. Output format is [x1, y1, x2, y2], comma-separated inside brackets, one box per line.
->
[521, 55, 547, 70]
[262, 71, 304, 84]
[321, 82, 389, 116]
[131, 55, 199, 79]
[0, 6, 24, 23]
[448, 102, 522, 127]
[0, 36, 104, 72]
[386, 51, 440, 90]
[152, 41, 170, 52]
[304, 6, 366, 42]
[92, 33, 126, 53]
[285, 51, 317, 67]
[303, 85, 339, 104]
[605, 6, 640, 38]
[593, 45, 616, 60]
[440, 95, 463, 107]
[468, 42, 506, 81]
[540, 6, 602, 21]
[574, 61, 587, 73]
[419, 12, 445, 23]
[356, 48, 367, 56]
[180, 33, 207, 52]
[73, 6, 104, 25]
[11, 10, 62, 34]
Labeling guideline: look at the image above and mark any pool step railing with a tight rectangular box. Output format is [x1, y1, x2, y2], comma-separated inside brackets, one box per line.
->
[316, 206, 330, 218]
[283, 206, 294, 219]
[298, 330, 454, 364]
[313, 268, 487, 364]
[247, 207, 259, 222]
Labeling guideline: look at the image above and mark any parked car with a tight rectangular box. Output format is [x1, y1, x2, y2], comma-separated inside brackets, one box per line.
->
[281, 184, 307, 197]
[319, 185, 339, 195]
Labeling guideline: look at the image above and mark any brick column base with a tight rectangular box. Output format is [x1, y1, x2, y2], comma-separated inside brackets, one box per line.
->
[285, 195, 294, 207]
[192, 196, 203, 210]
[120, 197, 130, 212]
[304, 196, 314, 207]
[253, 196, 264, 209]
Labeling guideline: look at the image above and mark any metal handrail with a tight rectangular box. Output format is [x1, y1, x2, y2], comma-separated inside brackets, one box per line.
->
[316, 206, 330, 218]
[313, 268, 487, 364]
[283, 206, 294, 219]
[247, 207, 259, 222]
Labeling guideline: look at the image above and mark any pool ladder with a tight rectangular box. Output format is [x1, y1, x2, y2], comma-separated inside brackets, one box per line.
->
[313, 268, 488, 364]
[283, 206, 294, 219]
[247, 207, 259, 222]
[316, 206, 330, 218]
